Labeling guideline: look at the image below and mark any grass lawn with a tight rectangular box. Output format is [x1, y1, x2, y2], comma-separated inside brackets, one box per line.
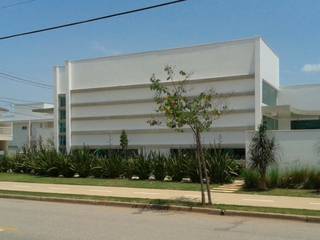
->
[0, 173, 217, 191]
[238, 188, 320, 198]
[0, 189, 320, 217]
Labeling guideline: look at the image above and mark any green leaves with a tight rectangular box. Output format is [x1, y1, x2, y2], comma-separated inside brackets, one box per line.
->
[249, 123, 277, 189]
[149, 66, 226, 133]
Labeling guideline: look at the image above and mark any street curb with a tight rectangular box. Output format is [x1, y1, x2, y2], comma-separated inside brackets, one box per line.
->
[0, 193, 319, 223]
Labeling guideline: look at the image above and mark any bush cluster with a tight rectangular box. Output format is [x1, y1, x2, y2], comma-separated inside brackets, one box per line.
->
[0, 145, 241, 184]
[242, 167, 320, 190]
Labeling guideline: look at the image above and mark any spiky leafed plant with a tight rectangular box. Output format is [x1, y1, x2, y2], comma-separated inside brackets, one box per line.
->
[249, 123, 277, 190]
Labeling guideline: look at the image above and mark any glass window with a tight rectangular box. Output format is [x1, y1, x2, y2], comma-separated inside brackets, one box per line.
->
[291, 120, 320, 129]
[59, 110, 66, 120]
[59, 95, 66, 108]
[263, 116, 278, 130]
[59, 135, 66, 146]
[262, 81, 277, 106]
[59, 122, 66, 133]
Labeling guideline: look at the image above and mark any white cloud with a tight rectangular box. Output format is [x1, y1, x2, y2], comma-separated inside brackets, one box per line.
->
[91, 41, 108, 54]
[91, 41, 122, 56]
[302, 64, 320, 73]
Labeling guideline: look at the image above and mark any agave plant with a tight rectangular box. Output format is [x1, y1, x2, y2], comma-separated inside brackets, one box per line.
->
[205, 148, 239, 184]
[69, 146, 95, 177]
[149, 151, 167, 181]
[91, 154, 124, 178]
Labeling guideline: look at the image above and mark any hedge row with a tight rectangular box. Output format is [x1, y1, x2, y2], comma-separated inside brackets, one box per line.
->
[0, 146, 241, 184]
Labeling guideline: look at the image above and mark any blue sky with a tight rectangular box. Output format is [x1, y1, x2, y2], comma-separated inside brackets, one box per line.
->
[0, 0, 320, 104]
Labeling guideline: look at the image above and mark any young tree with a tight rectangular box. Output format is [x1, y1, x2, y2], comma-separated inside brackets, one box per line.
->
[120, 130, 128, 159]
[148, 66, 226, 205]
[249, 123, 277, 190]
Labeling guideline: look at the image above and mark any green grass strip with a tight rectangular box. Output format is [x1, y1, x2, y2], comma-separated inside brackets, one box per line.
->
[0, 173, 209, 191]
[1, 189, 320, 217]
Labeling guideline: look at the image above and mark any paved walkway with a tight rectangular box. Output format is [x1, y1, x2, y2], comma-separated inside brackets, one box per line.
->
[0, 181, 320, 210]
[212, 180, 244, 193]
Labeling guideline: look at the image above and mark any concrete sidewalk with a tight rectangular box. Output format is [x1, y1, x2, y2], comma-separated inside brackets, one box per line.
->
[0, 181, 320, 210]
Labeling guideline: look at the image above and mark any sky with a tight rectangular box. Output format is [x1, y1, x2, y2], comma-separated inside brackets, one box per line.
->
[0, 0, 320, 105]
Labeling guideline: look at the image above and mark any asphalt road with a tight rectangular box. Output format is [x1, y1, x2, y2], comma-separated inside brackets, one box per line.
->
[0, 199, 319, 240]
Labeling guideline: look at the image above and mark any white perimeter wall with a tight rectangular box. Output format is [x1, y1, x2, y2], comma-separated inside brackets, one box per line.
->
[246, 130, 320, 168]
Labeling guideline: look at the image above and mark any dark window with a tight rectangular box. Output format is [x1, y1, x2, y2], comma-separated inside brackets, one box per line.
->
[59, 110, 66, 121]
[59, 122, 66, 133]
[170, 148, 245, 160]
[59, 95, 66, 108]
[59, 135, 66, 146]
[263, 116, 278, 130]
[291, 119, 320, 129]
[22, 126, 27, 130]
[262, 81, 277, 106]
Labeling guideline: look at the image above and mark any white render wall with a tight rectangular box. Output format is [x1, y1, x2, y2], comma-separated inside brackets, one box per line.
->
[70, 39, 256, 90]
[246, 130, 320, 168]
[54, 37, 280, 151]
[8, 121, 54, 153]
[69, 77, 256, 149]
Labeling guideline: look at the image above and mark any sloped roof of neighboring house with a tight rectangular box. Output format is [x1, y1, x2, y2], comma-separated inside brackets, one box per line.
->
[0, 103, 53, 123]
[0, 107, 8, 112]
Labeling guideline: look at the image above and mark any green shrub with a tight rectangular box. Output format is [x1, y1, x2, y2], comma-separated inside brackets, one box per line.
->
[125, 154, 151, 180]
[56, 153, 74, 178]
[91, 155, 124, 178]
[242, 169, 260, 189]
[248, 124, 277, 189]
[305, 170, 320, 190]
[166, 151, 198, 182]
[69, 147, 95, 177]
[0, 154, 15, 172]
[27, 147, 68, 177]
[205, 148, 239, 184]
[267, 167, 279, 188]
[149, 151, 167, 181]
[278, 168, 309, 189]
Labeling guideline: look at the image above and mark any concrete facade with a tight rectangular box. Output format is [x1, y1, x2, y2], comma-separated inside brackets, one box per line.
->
[54, 37, 320, 165]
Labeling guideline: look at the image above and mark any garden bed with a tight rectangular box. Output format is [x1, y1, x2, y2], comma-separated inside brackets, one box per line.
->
[0, 173, 218, 191]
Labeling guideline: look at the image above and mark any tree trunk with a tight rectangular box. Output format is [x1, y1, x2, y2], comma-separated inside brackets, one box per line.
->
[195, 131, 205, 205]
[196, 131, 212, 205]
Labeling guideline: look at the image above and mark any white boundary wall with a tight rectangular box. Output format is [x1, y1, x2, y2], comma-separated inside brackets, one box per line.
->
[246, 130, 320, 168]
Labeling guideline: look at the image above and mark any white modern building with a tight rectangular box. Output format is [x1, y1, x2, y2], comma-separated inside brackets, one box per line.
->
[0, 103, 54, 154]
[54, 37, 320, 166]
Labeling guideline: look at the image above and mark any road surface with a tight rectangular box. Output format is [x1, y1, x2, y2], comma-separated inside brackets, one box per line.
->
[0, 198, 319, 240]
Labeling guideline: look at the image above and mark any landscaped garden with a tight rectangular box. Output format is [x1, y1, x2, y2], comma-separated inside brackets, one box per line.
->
[0, 141, 240, 190]
[240, 124, 320, 197]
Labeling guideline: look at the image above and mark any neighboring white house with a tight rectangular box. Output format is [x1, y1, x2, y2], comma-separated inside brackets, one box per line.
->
[0, 103, 54, 154]
[0, 107, 12, 155]
[54, 37, 320, 166]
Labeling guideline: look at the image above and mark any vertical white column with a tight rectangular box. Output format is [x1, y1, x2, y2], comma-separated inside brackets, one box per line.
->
[254, 37, 262, 130]
[28, 120, 31, 147]
[53, 67, 59, 152]
[65, 61, 72, 153]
